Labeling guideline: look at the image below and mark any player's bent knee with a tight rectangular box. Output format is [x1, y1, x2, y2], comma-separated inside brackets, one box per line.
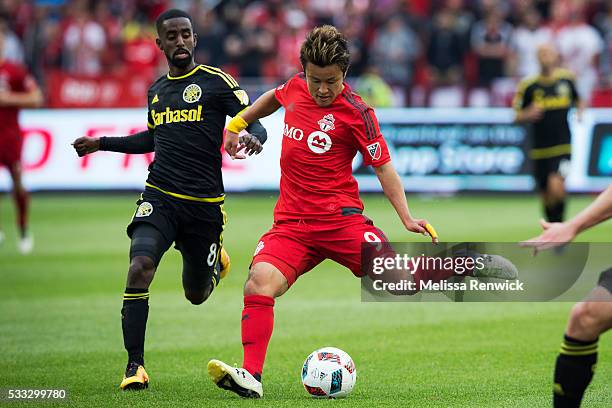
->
[184, 290, 208, 305]
[567, 302, 606, 339]
[244, 273, 269, 296]
[244, 262, 287, 297]
[127, 256, 156, 287]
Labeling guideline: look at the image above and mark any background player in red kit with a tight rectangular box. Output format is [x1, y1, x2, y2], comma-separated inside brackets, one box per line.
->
[207, 25, 514, 398]
[0, 29, 43, 254]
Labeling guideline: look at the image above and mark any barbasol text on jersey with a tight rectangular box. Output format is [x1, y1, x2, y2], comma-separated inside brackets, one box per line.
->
[151, 105, 203, 126]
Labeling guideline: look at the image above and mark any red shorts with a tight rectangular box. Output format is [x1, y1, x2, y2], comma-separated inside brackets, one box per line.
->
[252, 214, 389, 287]
[0, 132, 23, 168]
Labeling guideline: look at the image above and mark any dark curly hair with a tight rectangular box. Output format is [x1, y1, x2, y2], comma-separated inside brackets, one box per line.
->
[299, 25, 350, 75]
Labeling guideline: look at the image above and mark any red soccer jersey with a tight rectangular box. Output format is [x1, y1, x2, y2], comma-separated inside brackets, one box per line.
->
[273, 72, 391, 221]
[0, 61, 31, 138]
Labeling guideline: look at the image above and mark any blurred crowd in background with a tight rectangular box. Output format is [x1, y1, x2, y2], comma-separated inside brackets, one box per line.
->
[1, 0, 611, 107]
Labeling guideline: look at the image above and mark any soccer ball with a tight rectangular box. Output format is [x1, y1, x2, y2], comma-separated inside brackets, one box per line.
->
[301, 347, 356, 398]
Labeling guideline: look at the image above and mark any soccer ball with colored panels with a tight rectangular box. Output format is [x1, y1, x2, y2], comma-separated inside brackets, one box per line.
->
[301, 347, 356, 398]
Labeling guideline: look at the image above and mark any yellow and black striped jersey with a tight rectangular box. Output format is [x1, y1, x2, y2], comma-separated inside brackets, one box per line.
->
[145, 65, 251, 202]
[513, 69, 579, 158]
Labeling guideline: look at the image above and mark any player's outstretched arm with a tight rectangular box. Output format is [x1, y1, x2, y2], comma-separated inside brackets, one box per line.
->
[374, 162, 438, 243]
[72, 130, 155, 157]
[523, 185, 612, 249]
[225, 90, 281, 158]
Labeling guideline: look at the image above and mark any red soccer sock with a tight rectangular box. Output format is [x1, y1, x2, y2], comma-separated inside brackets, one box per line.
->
[12, 189, 29, 237]
[241, 294, 275, 381]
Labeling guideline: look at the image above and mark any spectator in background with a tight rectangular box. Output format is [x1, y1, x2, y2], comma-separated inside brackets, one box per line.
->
[121, 18, 160, 76]
[343, 19, 368, 77]
[476, 0, 511, 20]
[22, 4, 53, 87]
[510, 8, 552, 77]
[336, 1, 369, 77]
[534, 0, 552, 21]
[471, 10, 513, 87]
[276, 6, 309, 79]
[370, 15, 421, 90]
[427, 7, 464, 86]
[444, 0, 474, 49]
[0, 17, 24, 64]
[61, 0, 107, 75]
[234, 7, 275, 78]
[593, 4, 612, 86]
[193, 8, 226, 68]
[93, 0, 122, 73]
[555, 1, 604, 103]
[354, 65, 394, 107]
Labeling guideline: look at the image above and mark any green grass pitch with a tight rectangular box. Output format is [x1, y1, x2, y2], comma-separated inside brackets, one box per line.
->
[1, 193, 610, 407]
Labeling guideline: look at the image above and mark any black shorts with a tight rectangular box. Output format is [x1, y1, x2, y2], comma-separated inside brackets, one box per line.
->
[127, 189, 226, 291]
[533, 154, 571, 191]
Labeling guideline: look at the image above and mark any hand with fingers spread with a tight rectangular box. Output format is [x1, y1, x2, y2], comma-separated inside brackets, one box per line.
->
[521, 219, 577, 254]
[521, 185, 612, 254]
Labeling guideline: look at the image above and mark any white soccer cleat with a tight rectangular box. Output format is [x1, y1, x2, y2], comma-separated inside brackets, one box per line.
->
[207, 359, 263, 398]
[473, 254, 518, 280]
[18, 234, 34, 255]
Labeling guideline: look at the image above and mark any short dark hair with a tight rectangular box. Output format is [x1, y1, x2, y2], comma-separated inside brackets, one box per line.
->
[299, 25, 350, 75]
[156, 9, 192, 34]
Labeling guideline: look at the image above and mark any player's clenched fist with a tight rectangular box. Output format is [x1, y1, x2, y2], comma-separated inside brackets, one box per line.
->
[72, 137, 100, 157]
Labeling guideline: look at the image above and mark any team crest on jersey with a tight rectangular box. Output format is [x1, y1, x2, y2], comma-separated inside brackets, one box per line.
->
[307, 131, 332, 154]
[318, 114, 336, 132]
[183, 83, 202, 103]
[556, 82, 570, 97]
[233, 90, 249, 105]
[151, 94, 159, 104]
[135, 202, 153, 217]
[366, 142, 381, 160]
